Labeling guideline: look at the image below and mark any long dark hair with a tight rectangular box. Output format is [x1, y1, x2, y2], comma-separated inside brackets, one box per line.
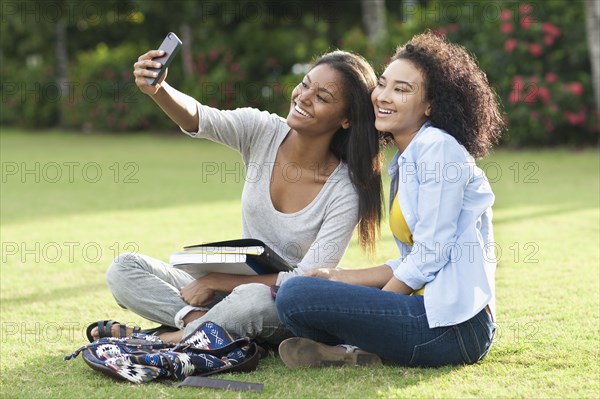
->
[391, 31, 505, 158]
[312, 51, 384, 255]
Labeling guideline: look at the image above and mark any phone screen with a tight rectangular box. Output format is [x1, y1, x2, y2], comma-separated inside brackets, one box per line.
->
[146, 32, 182, 86]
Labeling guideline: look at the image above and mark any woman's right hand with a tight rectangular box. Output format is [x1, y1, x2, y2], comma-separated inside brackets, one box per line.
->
[133, 50, 168, 96]
[180, 278, 216, 307]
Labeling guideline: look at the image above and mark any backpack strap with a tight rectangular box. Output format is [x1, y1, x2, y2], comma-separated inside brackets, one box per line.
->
[199, 342, 260, 376]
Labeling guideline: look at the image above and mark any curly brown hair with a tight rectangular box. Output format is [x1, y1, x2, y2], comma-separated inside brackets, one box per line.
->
[391, 30, 506, 158]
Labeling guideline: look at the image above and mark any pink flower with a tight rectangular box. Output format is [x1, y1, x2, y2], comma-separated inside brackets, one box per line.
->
[504, 38, 518, 53]
[435, 27, 447, 36]
[519, 3, 533, 15]
[229, 63, 240, 72]
[545, 72, 558, 84]
[564, 112, 578, 125]
[448, 23, 458, 33]
[513, 75, 524, 87]
[501, 9, 512, 21]
[544, 35, 555, 46]
[501, 23, 514, 34]
[567, 82, 584, 96]
[538, 87, 551, 104]
[520, 16, 535, 29]
[542, 22, 561, 37]
[509, 75, 523, 104]
[565, 111, 586, 126]
[529, 43, 542, 57]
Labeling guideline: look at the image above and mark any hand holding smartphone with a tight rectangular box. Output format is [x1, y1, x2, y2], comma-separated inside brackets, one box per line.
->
[145, 32, 182, 86]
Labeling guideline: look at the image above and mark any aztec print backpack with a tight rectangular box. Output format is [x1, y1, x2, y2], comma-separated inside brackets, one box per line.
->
[65, 321, 260, 383]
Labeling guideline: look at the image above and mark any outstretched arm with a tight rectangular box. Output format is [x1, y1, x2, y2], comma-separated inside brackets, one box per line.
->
[133, 50, 199, 132]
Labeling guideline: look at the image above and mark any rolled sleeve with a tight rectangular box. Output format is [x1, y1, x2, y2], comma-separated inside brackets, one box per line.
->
[385, 257, 402, 271]
[393, 135, 473, 290]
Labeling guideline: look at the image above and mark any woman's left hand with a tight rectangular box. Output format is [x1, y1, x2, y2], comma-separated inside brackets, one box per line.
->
[304, 268, 360, 285]
[305, 265, 396, 288]
[304, 268, 342, 281]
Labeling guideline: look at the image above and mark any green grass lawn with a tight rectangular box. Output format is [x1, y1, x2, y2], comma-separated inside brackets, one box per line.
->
[1, 128, 598, 398]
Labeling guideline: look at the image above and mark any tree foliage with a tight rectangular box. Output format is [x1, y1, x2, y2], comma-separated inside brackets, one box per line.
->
[0, 0, 596, 146]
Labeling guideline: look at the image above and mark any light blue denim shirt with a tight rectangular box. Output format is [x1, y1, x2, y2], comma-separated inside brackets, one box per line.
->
[385, 122, 496, 328]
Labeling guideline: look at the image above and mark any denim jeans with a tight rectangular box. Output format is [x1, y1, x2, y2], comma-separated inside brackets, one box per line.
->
[275, 276, 496, 367]
[106, 252, 292, 344]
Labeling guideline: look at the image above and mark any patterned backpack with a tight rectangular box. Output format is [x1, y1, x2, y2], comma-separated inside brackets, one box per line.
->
[65, 321, 260, 383]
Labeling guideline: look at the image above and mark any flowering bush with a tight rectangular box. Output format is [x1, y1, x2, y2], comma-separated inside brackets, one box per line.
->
[424, 0, 597, 146]
[1, 0, 596, 146]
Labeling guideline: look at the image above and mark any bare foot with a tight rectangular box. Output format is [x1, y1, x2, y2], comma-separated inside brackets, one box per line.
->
[157, 330, 184, 343]
[154, 310, 205, 343]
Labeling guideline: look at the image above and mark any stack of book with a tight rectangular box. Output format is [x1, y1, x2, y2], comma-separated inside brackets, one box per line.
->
[169, 239, 293, 278]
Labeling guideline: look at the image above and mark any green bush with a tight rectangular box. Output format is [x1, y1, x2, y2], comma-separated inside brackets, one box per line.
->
[65, 42, 174, 132]
[0, 60, 58, 128]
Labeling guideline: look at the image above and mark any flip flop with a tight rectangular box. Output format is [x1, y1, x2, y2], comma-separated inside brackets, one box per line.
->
[86, 320, 141, 342]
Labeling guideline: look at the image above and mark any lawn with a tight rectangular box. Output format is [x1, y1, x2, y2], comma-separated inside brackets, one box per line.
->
[1, 129, 598, 398]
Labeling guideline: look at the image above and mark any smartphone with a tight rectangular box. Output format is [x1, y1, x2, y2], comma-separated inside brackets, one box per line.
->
[145, 32, 182, 86]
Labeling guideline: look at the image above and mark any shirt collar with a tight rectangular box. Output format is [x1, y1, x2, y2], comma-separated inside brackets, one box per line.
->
[386, 121, 431, 177]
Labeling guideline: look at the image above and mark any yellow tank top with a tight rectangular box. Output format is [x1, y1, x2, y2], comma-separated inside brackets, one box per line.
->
[389, 194, 424, 295]
[389, 194, 413, 245]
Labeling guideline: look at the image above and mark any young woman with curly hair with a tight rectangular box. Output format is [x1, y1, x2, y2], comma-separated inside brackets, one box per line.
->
[276, 31, 506, 368]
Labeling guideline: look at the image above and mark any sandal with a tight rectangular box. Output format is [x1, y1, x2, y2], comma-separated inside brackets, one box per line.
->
[86, 320, 141, 342]
[86, 320, 179, 342]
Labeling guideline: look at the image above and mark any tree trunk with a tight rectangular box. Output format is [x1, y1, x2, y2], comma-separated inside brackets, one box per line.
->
[361, 0, 387, 45]
[54, 19, 68, 127]
[180, 23, 194, 79]
[585, 0, 600, 119]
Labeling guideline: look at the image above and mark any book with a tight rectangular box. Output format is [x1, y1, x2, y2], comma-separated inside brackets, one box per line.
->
[170, 239, 293, 278]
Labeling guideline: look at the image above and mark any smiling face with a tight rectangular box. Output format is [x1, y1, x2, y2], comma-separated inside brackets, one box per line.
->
[371, 59, 431, 148]
[286, 64, 350, 137]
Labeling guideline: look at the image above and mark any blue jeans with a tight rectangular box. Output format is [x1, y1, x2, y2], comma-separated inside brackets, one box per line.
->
[275, 277, 495, 367]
